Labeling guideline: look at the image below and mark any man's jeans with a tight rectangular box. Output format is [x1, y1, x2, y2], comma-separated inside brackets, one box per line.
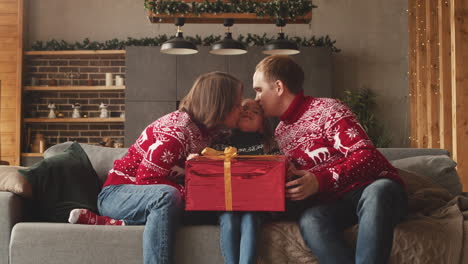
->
[219, 212, 263, 264]
[98, 184, 183, 264]
[299, 178, 407, 264]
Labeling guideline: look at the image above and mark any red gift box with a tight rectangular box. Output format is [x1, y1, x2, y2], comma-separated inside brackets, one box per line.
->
[185, 150, 286, 212]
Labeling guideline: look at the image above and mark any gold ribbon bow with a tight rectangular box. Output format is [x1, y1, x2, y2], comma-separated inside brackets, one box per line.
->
[201, 147, 238, 211]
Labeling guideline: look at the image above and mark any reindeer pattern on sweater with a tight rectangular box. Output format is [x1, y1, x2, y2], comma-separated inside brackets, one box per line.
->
[276, 95, 402, 202]
[103, 111, 211, 197]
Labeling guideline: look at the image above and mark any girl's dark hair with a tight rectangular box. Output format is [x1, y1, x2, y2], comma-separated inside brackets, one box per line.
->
[261, 115, 278, 154]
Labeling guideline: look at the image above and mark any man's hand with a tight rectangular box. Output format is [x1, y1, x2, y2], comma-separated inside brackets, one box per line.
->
[286, 162, 297, 181]
[285, 167, 319, 201]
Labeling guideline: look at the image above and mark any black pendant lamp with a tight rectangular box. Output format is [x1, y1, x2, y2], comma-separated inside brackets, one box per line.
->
[210, 19, 247, 55]
[263, 19, 300, 55]
[161, 18, 198, 55]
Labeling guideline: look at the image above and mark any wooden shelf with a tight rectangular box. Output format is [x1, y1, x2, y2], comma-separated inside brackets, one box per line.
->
[24, 118, 125, 123]
[21, 153, 44, 157]
[24, 50, 126, 56]
[24, 86, 126, 91]
[148, 12, 312, 24]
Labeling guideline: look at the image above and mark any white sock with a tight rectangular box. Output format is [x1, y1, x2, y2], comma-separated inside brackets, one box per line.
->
[68, 208, 83, 224]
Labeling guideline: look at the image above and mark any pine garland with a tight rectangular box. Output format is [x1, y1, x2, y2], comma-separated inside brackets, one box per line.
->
[30, 35, 340, 52]
[144, 0, 317, 19]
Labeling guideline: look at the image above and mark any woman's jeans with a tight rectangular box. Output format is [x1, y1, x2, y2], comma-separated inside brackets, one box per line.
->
[298, 178, 408, 264]
[219, 212, 263, 264]
[98, 184, 183, 264]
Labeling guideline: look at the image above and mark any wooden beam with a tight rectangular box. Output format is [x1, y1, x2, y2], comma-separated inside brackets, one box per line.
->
[0, 3, 17, 14]
[426, 0, 440, 148]
[0, 14, 17, 25]
[23, 118, 125, 123]
[409, 0, 418, 147]
[438, 0, 452, 154]
[24, 50, 126, 56]
[24, 86, 126, 91]
[0, 25, 17, 35]
[15, 0, 23, 166]
[21, 153, 43, 157]
[450, 0, 468, 191]
[416, 0, 429, 148]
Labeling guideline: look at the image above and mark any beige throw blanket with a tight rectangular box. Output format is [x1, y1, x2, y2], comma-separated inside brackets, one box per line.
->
[259, 169, 468, 264]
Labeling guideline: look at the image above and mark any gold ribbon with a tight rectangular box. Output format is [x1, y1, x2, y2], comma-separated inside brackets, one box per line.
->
[201, 147, 238, 211]
[200, 147, 282, 211]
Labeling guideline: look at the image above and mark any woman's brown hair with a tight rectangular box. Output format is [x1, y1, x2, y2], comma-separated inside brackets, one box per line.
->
[179, 71, 243, 129]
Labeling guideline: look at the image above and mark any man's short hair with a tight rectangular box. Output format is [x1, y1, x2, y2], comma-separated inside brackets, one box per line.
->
[256, 55, 304, 94]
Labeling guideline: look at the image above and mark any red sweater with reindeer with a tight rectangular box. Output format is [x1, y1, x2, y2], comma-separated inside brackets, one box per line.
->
[102, 111, 211, 198]
[276, 91, 403, 202]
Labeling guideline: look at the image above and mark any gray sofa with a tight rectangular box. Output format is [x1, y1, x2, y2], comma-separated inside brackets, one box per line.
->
[0, 143, 461, 264]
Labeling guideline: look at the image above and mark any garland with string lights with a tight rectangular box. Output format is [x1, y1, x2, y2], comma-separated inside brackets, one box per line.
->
[30, 35, 340, 52]
[144, 0, 317, 19]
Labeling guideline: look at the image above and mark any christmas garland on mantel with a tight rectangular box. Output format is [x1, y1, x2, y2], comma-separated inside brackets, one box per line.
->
[30, 35, 340, 52]
[144, 0, 317, 19]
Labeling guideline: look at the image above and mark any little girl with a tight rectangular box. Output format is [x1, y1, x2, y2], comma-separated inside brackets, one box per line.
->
[213, 98, 278, 264]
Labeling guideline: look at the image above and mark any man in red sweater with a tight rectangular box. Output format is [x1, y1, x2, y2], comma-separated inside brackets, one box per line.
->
[253, 55, 407, 264]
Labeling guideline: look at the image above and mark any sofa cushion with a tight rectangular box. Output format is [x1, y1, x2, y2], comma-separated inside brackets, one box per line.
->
[18, 142, 101, 222]
[10, 223, 224, 264]
[377, 148, 450, 161]
[391, 155, 461, 196]
[0, 166, 32, 198]
[44, 142, 128, 183]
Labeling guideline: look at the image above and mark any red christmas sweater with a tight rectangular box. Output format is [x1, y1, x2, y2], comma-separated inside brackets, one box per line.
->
[276, 91, 403, 202]
[102, 111, 211, 198]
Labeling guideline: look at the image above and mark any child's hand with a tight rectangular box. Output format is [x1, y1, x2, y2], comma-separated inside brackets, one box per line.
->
[187, 153, 199, 160]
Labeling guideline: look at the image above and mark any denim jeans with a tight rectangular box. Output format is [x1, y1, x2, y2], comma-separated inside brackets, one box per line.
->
[219, 212, 263, 264]
[298, 178, 407, 264]
[98, 184, 183, 264]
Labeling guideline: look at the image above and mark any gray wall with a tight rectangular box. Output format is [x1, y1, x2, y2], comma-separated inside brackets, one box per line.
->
[24, 0, 409, 147]
[124, 46, 332, 145]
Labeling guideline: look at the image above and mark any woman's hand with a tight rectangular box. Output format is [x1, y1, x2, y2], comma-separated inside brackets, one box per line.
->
[285, 167, 319, 201]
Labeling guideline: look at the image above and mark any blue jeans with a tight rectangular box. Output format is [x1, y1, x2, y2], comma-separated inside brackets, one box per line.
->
[299, 179, 407, 264]
[219, 212, 263, 264]
[98, 184, 183, 264]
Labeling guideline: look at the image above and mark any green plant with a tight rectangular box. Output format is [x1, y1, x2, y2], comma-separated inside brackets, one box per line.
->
[30, 35, 340, 52]
[144, 0, 317, 19]
[341, 88, 391, 148]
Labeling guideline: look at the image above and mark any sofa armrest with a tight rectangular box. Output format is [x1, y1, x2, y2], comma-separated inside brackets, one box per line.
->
[0, 191, 25, 264]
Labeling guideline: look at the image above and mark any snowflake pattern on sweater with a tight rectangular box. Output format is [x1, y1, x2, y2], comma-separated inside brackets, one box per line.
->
[276, 92, 403, 202]
[102, 111, 211, 197]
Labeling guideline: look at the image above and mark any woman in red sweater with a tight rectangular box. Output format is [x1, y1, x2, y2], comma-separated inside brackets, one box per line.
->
[71, 71, 243, 264]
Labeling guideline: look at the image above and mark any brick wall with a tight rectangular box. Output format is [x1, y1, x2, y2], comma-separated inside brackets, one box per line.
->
[25, 54, 125, 86]
[23, 54, 126, 150]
